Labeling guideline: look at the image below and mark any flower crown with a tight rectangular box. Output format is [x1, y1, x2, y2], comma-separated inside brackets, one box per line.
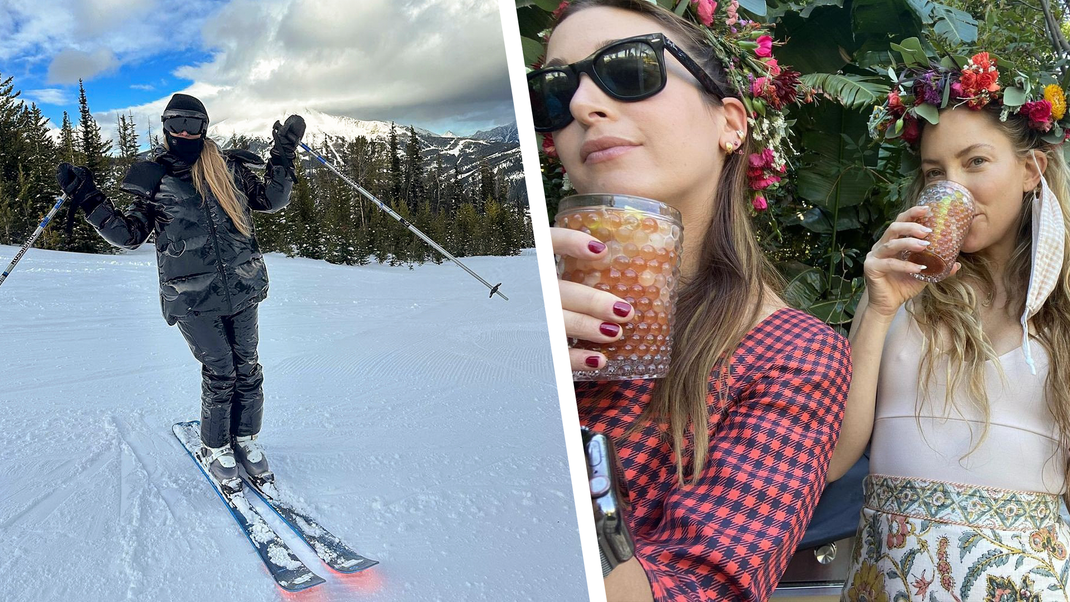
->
[535, 0, 814, 212]
[868, 38, 1069, 148]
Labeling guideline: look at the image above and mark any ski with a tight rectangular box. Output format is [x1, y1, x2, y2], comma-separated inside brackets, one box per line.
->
[172, 421, 325, 592]
[243, 472, 379, 573]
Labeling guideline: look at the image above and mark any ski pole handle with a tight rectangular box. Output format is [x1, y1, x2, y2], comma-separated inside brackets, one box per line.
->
[0, 195, 67, 288]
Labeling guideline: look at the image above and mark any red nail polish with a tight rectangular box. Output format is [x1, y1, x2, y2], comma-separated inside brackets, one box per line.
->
[613, 302, 632, 317]
[599, 322, 620, 337]
[588, 240, 606, 254]
[585, 356, 600, 368]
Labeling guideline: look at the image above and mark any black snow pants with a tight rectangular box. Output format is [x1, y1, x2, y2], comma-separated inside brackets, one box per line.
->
[176, 303, 265, 448]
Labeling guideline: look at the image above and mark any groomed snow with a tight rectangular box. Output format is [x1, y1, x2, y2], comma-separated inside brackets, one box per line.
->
[0, 244, 586, 601]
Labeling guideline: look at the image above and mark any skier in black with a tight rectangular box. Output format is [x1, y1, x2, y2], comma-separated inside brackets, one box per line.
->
[56, 93, 305, 491]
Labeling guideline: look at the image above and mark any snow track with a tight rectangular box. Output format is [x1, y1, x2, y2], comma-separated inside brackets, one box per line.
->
[0, 245, 585, 601]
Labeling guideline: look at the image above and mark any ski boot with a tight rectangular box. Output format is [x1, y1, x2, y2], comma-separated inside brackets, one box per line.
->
[200, 442, 242, 494]
[234, 433, 275, 487]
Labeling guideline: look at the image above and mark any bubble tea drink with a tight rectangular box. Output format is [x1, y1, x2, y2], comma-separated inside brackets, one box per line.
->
[900, 180, 976, 283]
[555, 194, 684, 380]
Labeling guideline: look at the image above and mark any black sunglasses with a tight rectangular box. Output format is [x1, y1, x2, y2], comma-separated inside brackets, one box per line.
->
[528, 33, 726, 133]
[162, 110, 208, 136]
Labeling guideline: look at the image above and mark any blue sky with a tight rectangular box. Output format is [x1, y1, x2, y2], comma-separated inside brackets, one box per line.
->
[0, 0, 516, 145]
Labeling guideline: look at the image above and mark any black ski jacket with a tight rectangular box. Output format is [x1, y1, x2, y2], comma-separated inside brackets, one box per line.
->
[85, 149, 293, 325]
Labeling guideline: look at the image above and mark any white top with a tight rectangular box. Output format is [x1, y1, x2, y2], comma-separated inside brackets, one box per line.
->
[869, 304, 1066, 494]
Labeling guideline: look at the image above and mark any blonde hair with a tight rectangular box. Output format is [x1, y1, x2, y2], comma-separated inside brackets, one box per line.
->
[909, 105, 1070, 503]
[165, 136, 252, 237]
[556, 0, 784, 486]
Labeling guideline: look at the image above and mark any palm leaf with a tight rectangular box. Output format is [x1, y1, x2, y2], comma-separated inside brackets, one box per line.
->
[801, 73, 890, 110]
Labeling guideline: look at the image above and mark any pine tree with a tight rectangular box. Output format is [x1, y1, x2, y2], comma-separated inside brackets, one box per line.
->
[389, 122, 402, 205]
[403, 125, 424, 211]
[478, 158, 493, 212]
[59, 112, 77, 163]
[0, 73, 23, 243]
[63, 80, 111, 253]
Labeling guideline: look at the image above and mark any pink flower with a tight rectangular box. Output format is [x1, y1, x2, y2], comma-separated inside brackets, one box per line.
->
[755, 35, 773, 58]
[751, 76, 768, 98]
[692, 0, 717, 26]
[725, 0, 739, 25]
[552, 0, 568, 19]
[752, 195, 768, 211]
[901, 114, 921, 146]
[766, 58, 781, 76]
[748, 147, 776, 168]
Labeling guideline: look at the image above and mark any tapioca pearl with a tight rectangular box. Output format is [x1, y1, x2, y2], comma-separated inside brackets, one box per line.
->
[623, 214, 640, 230]
[623, 343, 635, 354]
[581, 212, 599, 228]
[613, 227, 632, 243]
[644, 333, 656, 343]
[639, 245, 657, 260]
[654, 247, 669, 263]
[670, 225, 681, 239]
[654, 274, 667, 288]
[636, 297, 652, 312]
[621, 269, 638, 285]
[629, 283, 645, 297]
[607, 268, 622, 282]
[652, 299, 664, 312]
[583, 272, 601, 287]
[567, 270, 586, 283]
[658, 220, 671, 235]
[630, 332, 643, 342]
[631, 229, 650, 246]
[667, 249, 678, 262]
[640, 217, 658, 233]
[613, 283, 629, 297]
[590, 227, 610, 243]
[638, 270, 656, 287]
[646, 259, 661, 272]
[636, 322, 650, 336]
[648, 233, 666, 249]
[595, 282, 611, 292]
[612, 255, 630, 271]
[631, 256, 646, 270]
[605, 212, 622, 228]
[629, 354, 639, 361]
[638, 344, 650, 355]
[580, 226, 591, 235]
[657, 311, 668, 323]
[642, 309, 657, 322]
[661, 260, 674, 274]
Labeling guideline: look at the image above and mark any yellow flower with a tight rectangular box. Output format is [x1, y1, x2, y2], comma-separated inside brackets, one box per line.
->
[1044, 84, 1066, 121]
[846, 560, 890, 602]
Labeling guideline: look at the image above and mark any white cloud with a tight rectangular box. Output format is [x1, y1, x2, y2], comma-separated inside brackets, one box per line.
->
[47, 48, 119, 83]
[25, 88, 70, 105]
[102, 0, 514, 136]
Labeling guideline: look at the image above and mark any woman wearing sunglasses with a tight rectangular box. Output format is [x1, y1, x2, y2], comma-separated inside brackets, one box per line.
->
[533, 1, 852, 600]
[55, 93, 305, 492]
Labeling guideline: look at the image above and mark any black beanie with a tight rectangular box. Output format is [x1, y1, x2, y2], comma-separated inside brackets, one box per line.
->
[164, 93, 209, 122]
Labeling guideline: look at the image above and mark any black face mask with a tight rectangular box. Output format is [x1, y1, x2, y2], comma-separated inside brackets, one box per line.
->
[165, 132, 204, 165]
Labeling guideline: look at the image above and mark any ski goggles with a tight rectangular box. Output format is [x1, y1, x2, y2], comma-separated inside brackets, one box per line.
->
[527, 33, 727, 132]
[162, 110, 208, 136]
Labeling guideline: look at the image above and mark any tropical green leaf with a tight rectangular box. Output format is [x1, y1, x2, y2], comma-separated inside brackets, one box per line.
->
[914, 102, 940, 125]
[1003, 86, 1028, 107]
[801, 73, 890, 109]
[737, 0, 767, 18]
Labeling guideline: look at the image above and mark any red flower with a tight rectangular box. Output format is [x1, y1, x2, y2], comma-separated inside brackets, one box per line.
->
[755, 35, 773, 58]
[769, 69, 800, 110]
[901, 114, 921, 146]
[552, 0, 569, 19]
[542, 133, 558, 158]
[752, 195, 768, 211]
[1022, 100, 1054, 131]
[692, 0, 717, 26]
[766, 58, 781, 76]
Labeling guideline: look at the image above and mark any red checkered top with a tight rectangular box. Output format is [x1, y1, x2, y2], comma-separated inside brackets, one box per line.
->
[577, 308, 851, 602]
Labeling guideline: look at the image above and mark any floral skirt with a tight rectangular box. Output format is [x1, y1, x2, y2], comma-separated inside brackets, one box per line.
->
[840, 474, 1070, 602]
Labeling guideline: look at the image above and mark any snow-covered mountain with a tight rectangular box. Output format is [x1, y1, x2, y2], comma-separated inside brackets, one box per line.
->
[205, 108, 524, 199]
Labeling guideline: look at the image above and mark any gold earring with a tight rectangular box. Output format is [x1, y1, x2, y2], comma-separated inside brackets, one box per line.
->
[736, 129, 745, 138]
[725, 141, 735, 153]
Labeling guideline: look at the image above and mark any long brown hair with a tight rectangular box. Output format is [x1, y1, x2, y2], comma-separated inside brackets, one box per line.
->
[555, 0, 783, 485]
[909, 104, 1070, 502]
[164, 136, 252, 237]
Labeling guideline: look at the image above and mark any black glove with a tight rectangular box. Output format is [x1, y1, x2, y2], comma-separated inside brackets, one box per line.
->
[270, 114, 306, 162]
[56, 163, 104, 214]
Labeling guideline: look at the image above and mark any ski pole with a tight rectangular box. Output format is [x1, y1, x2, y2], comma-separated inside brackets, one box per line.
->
[0, 195, 66, 288]
[298, 142, 508, 301]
